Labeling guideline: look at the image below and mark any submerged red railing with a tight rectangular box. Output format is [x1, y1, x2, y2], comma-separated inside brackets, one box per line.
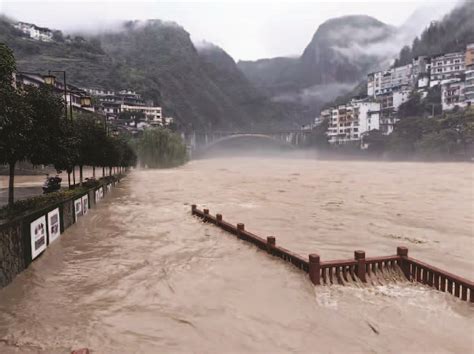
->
[192, 205, 474, 303]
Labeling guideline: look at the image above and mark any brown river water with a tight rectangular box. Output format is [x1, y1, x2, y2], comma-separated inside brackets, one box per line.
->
[0, 156, 473, 353]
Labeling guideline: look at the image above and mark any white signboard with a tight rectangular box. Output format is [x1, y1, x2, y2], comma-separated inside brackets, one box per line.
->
[82, 194, 89, 215]
[95, 187, 103, 203]
[47, 208, 61, 243]
[30, 215, 47, 260]
[74, 198, 83, 221]
[106, 183, 112, 193]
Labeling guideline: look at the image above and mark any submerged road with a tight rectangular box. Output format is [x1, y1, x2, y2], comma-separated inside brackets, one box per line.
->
[0, 156, 473, 353]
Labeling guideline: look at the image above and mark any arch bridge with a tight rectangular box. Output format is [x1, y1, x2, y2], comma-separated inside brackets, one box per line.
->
[184, 130, 312, 157]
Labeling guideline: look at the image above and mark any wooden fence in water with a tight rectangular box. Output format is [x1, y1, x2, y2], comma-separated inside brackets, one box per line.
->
[191, 205, 474, 303]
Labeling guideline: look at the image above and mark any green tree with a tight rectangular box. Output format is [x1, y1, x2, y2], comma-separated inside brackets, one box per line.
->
[362, 129, 389, 154]
[0, 44, 33, 206]
[23, 84, 65, 167]
[135, 127, 187, 168]
[74, 113, 107, 184]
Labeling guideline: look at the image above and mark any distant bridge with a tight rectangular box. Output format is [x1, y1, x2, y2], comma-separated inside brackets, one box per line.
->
[183, 130, 312, 157]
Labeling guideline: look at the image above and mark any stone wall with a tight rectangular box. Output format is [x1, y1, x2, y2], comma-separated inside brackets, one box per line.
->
[0, 221, 26, 288]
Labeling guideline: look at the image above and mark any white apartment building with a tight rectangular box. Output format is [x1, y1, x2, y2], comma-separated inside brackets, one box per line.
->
[327, 100, 380, 145]
[441, 79, 466, 111]
[430, 51, 465, 87]
[465, 44, 474, 105]
[465, 68, 474, 105]
[121, 104, 162, 122]
[14, 22, 53, 42]
[376, 90, 410, 135]
[367, 63, 415, 98]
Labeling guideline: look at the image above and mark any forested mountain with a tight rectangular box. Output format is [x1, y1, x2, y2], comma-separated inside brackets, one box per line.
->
[238, 16, 396, 107]
[0, 18, 298, 130]
[395, 1, 474, 66]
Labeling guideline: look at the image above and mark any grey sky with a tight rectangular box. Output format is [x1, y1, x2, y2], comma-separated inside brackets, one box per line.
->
[0, 0, 459, 61]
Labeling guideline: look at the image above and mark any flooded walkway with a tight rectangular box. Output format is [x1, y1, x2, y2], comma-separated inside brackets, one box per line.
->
[0, 157, 473, 353]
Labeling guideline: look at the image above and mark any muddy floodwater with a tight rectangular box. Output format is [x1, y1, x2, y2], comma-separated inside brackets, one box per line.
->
[0, 157, 473, 353]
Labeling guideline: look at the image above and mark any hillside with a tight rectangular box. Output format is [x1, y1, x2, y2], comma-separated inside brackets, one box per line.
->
[0, 18, 296, 130]
[395, 1, 474, 66]
[237, 15, 395, 108]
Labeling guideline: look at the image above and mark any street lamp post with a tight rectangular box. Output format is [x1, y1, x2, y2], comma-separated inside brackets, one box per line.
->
[43, 70, 72, 121]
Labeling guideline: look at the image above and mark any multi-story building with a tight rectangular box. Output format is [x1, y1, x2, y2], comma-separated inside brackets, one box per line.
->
[14, 22, 53, 42]
[441, 79, 466, 111]
[120, 104, 162, 123]
[376, 90, 411, 134]
[15, 72, 95, 114]
[326, 99, 380, 145]
[430, 51, 465, 87]
[464, 44, 474, 105]
[367, 64, 413, 98]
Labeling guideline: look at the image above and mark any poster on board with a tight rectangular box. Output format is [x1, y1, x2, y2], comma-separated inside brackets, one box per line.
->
[30, 215, 47, 260]
[74, 198, 83, 221]
[82, 194, 89, 215]
[95, 187, 103, 203]
[47, 208, 61, 243]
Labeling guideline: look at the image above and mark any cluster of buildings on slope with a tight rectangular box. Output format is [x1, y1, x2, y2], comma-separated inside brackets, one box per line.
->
[317, 43, 474, 146]
[14, 22, 54, 42]
[12, 71, 173, 135]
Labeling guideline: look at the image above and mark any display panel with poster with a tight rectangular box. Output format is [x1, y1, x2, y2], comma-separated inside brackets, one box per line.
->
[95, 187, 103, 203]
[82, 194, 89, 215]
[30, 215, 47, 259]
[47, 208, 61, 243]
[74, 198, 83, 221]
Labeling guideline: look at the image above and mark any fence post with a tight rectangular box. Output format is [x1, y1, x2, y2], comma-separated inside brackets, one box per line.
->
[216, 213, 222, 225]
[309, 254, 321, 285]
[191, 204, 196, 215]
[266, 236, 276, 253]
[237, 223, 245, 239]
[354, 250, 366, 283]
[397, 246, 410, 280]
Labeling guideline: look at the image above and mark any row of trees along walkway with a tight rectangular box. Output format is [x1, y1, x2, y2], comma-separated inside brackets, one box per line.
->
[0, 43, 136, 206]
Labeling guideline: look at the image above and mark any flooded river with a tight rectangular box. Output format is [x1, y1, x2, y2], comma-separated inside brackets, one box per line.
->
[0, 157, 473, 353]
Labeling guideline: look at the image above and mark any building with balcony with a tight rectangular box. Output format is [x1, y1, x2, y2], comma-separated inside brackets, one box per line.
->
[326, 99, 380, 145]
[464, 44, 474, 105]
[430, 51, 465, 87]
[15, 72, 95, 113]
[441, 79, 466, 111]
[120, 104, 162, 123]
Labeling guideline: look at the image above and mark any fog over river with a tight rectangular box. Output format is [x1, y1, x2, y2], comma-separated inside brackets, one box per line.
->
[0, 156, 473, 353]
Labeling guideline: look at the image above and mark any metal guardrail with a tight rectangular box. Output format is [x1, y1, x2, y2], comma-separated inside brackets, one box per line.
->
[192, 205, 473, 303]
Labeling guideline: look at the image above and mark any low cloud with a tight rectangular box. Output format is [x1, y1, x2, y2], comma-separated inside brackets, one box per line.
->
[272, 82, 357, 105]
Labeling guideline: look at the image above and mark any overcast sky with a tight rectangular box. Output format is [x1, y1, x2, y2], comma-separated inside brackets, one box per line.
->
[0, 0, 459, 61]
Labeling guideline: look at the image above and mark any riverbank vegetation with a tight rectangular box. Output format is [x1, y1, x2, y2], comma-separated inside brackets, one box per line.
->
[133, 128, 187, 168]
[0, 44, 136, 206]
[307, 108, 474, 161]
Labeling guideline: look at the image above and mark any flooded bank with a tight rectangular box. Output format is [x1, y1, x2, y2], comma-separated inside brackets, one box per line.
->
[0, 157, 473, 353]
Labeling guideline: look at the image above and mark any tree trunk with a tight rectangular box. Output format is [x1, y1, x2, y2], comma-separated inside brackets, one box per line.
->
[8, 161, 15, 207]
[79, 165, 83, 186]
[109, 166, 112, 176]
[73, 166, 76, 186]
[93, 166, 96, 178]
[68, 171, 71, 188]
[102, 167, 105, 177]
